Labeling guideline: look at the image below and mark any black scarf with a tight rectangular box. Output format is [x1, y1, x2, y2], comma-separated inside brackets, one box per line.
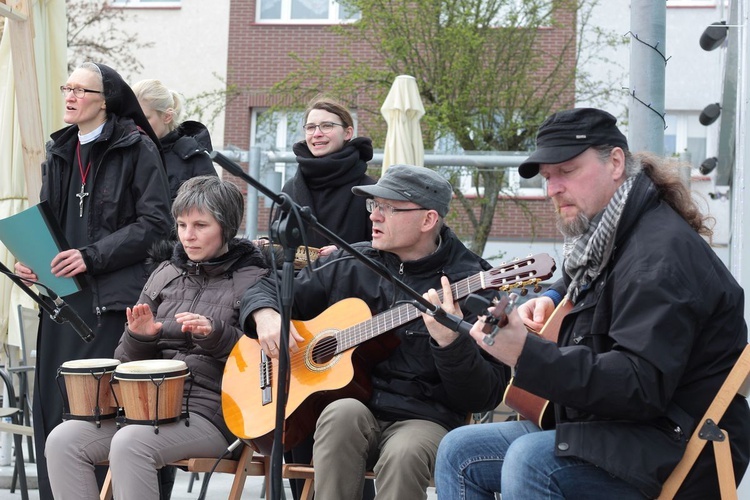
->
[288, 137, 374, 247]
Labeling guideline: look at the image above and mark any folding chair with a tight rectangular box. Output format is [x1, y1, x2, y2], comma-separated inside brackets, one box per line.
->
[0, 367, 33, 500]
[658, 343, 750, 500]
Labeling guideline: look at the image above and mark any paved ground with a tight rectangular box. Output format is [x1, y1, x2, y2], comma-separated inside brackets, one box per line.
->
[0, 460, 439, 499]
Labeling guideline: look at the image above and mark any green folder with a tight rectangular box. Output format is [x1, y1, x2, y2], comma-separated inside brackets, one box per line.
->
[0, 201, 85, 297]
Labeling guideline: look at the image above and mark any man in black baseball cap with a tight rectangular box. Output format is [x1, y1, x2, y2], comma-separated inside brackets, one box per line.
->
[433, 106, 750, 500]
[518, 107, 629, 179]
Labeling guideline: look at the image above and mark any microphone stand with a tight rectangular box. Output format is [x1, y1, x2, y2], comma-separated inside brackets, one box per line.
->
[210, 151, 473, 500]
[0, 260, 71, 327]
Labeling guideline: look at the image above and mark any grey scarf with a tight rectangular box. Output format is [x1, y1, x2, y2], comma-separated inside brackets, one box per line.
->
[563, 176, 635, 303]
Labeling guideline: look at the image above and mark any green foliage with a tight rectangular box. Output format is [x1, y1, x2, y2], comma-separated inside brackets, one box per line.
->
[181, 74, 242, 132]
[271, 0, 624, 254]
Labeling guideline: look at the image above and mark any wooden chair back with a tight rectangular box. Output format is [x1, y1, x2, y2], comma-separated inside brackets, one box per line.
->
[657, 343, 750, 500]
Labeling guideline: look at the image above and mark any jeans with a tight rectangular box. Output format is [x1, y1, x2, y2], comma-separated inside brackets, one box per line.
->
[434, 420, 647, 500]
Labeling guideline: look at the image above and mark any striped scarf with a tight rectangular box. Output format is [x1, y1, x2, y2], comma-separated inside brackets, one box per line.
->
[563, 176, 635, 303]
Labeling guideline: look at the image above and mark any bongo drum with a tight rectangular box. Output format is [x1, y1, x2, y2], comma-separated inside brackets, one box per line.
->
[57, 358, 121, 426]
[112, 359, 190, 433]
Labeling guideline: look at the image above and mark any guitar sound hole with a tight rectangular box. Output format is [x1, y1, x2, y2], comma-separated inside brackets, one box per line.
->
[311, 336, 338, 364]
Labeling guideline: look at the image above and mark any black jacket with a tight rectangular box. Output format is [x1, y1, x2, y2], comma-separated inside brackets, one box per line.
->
[41, 114, 172, 313]
[115, 239, 269, 443]
[515, 171, 750, 498]
[241, 225, 509, 431]
[160, 120, 217, 202]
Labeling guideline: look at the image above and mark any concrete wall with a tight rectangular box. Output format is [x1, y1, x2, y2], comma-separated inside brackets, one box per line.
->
[98, 1, 230, 148]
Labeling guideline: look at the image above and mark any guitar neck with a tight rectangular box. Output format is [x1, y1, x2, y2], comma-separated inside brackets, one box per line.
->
[335, 273, 486, 352]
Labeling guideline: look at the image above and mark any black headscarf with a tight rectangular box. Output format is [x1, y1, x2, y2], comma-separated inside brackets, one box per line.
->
[94, 63, 162, 149]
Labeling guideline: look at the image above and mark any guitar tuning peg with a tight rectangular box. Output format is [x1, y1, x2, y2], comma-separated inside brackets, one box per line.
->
[520, 288, 528, 296]
[533, 284, 542, 293]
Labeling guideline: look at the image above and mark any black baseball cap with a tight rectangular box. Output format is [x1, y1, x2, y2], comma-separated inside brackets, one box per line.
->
[518, 108, 629, 179]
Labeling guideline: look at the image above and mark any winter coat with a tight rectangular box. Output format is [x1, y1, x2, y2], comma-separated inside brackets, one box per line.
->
[160, 120, 217, 202]
[114, 239, 270, 442]
[284, 137, 376, 247]
[41, 114, 172, 314]
[241, 225, 509, 432]
[515, 171, 750, 498]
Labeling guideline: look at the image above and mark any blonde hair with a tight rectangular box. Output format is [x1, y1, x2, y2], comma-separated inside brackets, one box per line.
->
[132, 79, 183, 133]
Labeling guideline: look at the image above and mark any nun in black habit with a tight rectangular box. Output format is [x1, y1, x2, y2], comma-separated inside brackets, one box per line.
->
[14, 62, 172, 499]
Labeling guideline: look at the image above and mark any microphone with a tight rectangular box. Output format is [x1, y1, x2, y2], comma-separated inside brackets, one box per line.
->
[48, 294, 95, 343]
[210, 150, 248, 179]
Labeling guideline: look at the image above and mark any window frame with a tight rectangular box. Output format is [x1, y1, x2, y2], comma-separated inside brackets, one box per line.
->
[255, 0, 359, 24]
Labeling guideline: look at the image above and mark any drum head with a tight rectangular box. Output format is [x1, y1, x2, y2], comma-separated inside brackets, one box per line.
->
[60, 358, 120, 374]
[114, 359, 189, 380]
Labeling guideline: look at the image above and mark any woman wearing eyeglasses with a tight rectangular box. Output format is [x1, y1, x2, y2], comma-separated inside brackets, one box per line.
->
[278, 96, 377, 500]
[282, 96, 375, 256]
[14, 62, 172, 500]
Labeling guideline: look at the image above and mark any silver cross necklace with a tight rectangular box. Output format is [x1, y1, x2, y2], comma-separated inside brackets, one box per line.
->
[75, 141, 92, 218]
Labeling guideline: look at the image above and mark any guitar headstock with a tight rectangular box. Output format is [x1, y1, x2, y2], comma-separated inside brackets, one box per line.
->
[481, 253, 556, 295]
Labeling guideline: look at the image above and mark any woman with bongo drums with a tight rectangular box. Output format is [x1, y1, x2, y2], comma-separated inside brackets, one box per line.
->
[45, 176, 270, 499]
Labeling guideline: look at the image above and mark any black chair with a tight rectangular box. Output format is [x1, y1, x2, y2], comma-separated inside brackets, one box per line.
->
[0, 367, 32, 500]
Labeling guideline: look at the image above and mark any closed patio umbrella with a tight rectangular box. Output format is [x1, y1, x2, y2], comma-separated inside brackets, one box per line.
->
[380, 75, 425, 175]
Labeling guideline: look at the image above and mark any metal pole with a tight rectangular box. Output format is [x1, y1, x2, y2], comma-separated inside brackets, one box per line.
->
[246, 146, 261, 240]
[628, 0, 666, 154]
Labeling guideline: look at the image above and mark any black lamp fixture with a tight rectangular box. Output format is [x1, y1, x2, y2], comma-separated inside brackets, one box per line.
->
[700, 21, 729, 51]
[699, 103, 721, 126]
[700, 157, 718, 175]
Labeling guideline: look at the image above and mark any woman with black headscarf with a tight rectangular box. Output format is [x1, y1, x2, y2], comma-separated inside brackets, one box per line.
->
[14, 62, 172, 499]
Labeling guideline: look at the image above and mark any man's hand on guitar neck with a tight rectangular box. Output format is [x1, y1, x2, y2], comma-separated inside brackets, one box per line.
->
[251, 307, 304, 359]
[421, 276, 461, 347]
[469, 304, 528, 367]
[517, 296, 556, 333]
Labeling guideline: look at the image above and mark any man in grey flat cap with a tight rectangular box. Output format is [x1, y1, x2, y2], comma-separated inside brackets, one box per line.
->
[241, 164, 509, 500]
[434, 108, 750, 499]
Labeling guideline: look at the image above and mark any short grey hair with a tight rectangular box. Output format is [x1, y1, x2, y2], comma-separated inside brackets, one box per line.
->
[172, 176, 244, 244]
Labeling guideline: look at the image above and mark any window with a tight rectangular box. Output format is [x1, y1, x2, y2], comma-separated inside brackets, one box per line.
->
[251, 108, 358, 189]
[257, 0, 360, 23]
[110, 0, 180, 7]
[433, 130, 545, 197]
[664, 111, 708, 170]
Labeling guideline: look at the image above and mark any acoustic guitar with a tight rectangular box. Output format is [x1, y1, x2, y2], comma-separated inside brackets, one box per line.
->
[222, 254, 556, 455]
[502, 297, 573, 429]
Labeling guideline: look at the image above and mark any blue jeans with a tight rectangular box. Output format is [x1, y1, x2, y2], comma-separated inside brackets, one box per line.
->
[434, 420, 648, 500]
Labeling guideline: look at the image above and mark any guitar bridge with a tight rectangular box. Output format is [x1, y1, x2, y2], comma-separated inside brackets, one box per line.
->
[260, 351, 272, 405]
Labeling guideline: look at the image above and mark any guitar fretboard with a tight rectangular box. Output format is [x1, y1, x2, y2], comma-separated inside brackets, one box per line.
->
[334, 272, 487, 352]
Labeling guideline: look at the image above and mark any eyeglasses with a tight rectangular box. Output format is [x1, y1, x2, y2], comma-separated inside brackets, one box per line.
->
[303, 122, 344, 135]
[60, 86, 103, 98]
[365, 198, 428, 217]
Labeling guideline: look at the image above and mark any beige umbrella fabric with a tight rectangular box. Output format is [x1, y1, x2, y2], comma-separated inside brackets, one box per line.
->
[0, 0, 67, 348]
[380, 75, 425, 175]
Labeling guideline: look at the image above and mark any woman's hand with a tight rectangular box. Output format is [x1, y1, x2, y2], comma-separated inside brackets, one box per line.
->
[126, 303, 162, 337]
[317, 245, 338, 257]
[14, 261, 38, 286]
[176, 312, 213, 336]
[51, 249, 87, 277]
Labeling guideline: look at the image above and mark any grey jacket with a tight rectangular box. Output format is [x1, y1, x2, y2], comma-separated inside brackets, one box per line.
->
[115, 239, 269, 442]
